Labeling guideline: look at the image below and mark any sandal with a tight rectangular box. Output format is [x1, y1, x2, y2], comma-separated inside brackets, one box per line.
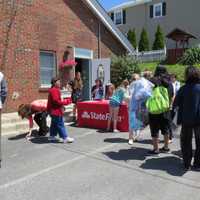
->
[159, 147, 170, 153]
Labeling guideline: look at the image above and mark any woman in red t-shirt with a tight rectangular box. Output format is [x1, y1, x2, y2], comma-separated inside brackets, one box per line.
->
[47, 77, 74, 143]
[18, 100, 49, 140]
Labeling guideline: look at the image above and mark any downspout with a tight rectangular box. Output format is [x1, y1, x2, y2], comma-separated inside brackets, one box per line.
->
[98, 21, 101, 59]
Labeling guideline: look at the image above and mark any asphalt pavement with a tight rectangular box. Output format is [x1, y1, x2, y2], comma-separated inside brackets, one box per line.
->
[0, 125, 200, 200]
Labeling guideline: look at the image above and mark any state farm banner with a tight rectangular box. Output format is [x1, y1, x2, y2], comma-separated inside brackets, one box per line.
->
[77, 100, 129, 132]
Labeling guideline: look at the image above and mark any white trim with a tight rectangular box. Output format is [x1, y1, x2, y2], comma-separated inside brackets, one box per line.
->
[74, 48, 93, 60]
[109, 0, 152, 12]
[39, 50, 56, 88]
[40, 84, 51, 89]
[153, 3, 163, 18]
[83, 0, 134, 53]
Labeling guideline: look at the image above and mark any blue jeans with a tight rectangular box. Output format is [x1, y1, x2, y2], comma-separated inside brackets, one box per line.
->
[50, 115, 68, 139]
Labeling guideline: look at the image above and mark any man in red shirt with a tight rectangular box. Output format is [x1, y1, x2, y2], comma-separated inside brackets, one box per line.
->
[47, 77, 74, 143]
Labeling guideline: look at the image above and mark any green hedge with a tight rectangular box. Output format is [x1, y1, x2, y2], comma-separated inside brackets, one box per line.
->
[180, 47, 200, 65]
[111, 55, 140, 86]
[138, 62, 186, 82]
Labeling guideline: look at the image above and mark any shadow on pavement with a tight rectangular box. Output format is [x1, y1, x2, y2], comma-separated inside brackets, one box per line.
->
[8, 133, 28, 140]
[136, 139, 152, 145]
[29, 137, 62, 144]
[103, 147, 148, 161]
[171, 150, 182, 158]
[96, 129, 109, 133]
[171, 149, 195, 159]
[140, 156, 185, 176]
[68, 122, 78, 127]
[104, 138, 128, 143]
[8, 130, 38, 140]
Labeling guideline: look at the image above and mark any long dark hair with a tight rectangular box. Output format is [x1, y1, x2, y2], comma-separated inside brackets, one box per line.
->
[154, 65, 168, 77]
[152, 65, 170, 87]
[95, 78, 103, 87]
[51, 77, 60, 88]
[185, 66, 200, 84]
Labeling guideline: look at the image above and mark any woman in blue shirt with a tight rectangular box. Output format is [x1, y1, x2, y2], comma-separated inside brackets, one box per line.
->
[107, 80, 129, 133]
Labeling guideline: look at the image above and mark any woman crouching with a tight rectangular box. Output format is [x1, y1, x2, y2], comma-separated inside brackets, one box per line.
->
[18, 100, 49, 140]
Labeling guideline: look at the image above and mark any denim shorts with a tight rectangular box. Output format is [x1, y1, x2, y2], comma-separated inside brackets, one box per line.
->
[109, 99, 120, 108]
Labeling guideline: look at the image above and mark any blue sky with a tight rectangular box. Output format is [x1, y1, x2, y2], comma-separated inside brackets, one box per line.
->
[98, 0, 132, 10]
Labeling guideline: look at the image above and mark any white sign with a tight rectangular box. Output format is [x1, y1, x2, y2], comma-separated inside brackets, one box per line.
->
[91, 58, 110, 87]
[81, 111, 123, 122]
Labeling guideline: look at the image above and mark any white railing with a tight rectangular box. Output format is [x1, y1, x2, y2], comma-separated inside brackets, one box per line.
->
[131, 47, 167, 62]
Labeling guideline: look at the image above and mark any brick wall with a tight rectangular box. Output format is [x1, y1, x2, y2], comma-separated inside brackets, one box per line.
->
[0, 0, 126, 112]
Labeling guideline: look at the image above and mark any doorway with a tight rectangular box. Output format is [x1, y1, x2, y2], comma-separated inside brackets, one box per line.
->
[75, 58, 91, 100]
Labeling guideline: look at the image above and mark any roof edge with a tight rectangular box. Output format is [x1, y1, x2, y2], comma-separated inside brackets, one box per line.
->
[108, 0, 152, 12]
[83, 0, 135, 54]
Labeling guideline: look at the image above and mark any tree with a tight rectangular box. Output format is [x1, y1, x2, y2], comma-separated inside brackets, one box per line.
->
[127, 29, 137, 49]
[153, 25, 165, 50]
[180, 47, 200, 65]
[138, 28, 150, 52]
[111, 55, 140, 87]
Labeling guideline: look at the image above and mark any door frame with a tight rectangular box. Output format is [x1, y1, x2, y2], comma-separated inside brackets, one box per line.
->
[74, 48, 93, 100]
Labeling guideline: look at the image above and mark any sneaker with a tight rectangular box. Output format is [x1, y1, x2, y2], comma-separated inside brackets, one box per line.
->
[184, 165, 192, 171]
[134, 136, 143, 142]
[63, 137, 74, 143]
[48, 136, 57, 142]
[26, 136, 33, 141]
[113, 129, 120, 133]
[148, 149, 159, 155]
[168, 139, 173, 144]
[159, 147, 170, 153]
[128, 139, 134, 145]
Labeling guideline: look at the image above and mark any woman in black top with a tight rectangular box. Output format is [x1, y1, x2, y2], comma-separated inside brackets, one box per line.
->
[148, 65, 174, 154]
[173, 66, 200, 170]
[91, 79, 104, 100]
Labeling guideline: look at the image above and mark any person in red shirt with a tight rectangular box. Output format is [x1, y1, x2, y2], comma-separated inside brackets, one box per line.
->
[47, 77, 74, 143]
[18, 100, 49, 140]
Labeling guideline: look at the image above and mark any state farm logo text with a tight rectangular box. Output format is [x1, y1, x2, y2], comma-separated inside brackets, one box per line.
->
[81, 111, 122, 122]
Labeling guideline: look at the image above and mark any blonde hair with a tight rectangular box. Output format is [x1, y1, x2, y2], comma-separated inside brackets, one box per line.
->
[131, 73, 140, 82]
[143, 71, 153, 80]
[18, 104, 32, 119]
[105, 84, 115, 99]
[74, 72, 83, 90]
[122, 79, 129, 87]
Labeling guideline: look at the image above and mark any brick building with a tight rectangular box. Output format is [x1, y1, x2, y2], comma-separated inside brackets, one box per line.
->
[0, 0, 134, 112]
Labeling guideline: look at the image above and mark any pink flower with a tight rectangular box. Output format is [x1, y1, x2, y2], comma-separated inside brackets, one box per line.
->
[59, 60, 77, 69]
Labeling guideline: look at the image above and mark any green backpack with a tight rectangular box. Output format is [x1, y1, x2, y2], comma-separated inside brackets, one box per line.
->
[146, 86, 170, 114]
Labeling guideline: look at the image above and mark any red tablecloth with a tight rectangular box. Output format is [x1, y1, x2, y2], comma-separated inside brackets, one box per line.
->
[77, 100, 129, 132]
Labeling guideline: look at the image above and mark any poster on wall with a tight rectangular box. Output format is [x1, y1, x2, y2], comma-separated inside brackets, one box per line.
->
[91, 58, 111, 87]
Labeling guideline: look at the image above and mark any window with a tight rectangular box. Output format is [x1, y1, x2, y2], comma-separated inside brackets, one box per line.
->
[40, 51, 56, 87]
[110, 12, 114, 21]
[112, 9, 126, 25]
[154, 3, 162, 18]
[150, 2, 166, 18]
[115, 10, 123, 25]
